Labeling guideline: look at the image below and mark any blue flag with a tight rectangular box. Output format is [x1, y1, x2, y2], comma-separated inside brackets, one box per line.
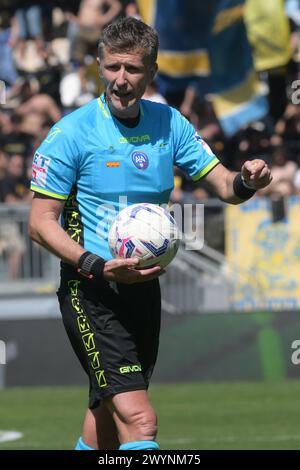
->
[137, 0, 268, 136]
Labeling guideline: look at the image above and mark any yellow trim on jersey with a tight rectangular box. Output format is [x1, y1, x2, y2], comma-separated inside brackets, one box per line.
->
[98, 96, 144, 118]
[158, 50, 210, 77]
[30, 185, 69, 200]
[97, 97, 109, 119]
[192, 158, 220, 181]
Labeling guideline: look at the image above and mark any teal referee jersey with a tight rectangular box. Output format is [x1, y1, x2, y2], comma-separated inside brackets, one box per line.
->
[30, 94, 219, 260]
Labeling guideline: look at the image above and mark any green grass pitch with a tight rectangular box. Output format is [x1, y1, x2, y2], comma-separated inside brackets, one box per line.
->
[1, 381, 300, 450]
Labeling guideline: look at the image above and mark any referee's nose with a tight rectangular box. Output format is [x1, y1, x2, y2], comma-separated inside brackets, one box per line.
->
[115, 66, 127, 88]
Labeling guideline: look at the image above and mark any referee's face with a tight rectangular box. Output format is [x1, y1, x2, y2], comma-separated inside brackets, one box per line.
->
[98, 47, 157, 118]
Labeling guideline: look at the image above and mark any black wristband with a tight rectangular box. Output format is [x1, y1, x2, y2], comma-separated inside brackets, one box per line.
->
[233, 173, 257, 200]
[77, 251, 105, 281]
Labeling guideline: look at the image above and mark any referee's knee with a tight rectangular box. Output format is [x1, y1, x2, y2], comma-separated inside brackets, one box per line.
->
[134, 408, 158, 440]
[123, 406, 158, 441]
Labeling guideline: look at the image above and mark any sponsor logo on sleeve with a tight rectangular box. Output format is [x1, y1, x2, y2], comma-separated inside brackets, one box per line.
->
[32, 152, 51, 188]
[194, 132, 214, 156]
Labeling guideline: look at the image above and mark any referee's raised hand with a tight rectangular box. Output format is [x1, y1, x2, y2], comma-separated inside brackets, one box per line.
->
[241, 159, 272, 189]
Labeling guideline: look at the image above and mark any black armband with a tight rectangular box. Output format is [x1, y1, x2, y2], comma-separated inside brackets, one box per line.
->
[233, 173, 257, 200]
[77, 251, 105, 281]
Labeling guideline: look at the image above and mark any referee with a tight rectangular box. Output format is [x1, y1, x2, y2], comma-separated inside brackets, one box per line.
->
[29, 17, 272, 451]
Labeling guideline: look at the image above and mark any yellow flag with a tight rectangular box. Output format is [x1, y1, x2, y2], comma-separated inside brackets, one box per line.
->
[136, 0, 156, 26]
[244, 0, 292, 71]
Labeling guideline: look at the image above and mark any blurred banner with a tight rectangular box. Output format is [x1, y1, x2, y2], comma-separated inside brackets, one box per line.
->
[244, 0, 292, 71]
[137, 0, 213, 98]
[138, 0, 213, 78]
[209, 0, 268, 136]
[137, 0, 268, 136]
[225, 197, 300, 311]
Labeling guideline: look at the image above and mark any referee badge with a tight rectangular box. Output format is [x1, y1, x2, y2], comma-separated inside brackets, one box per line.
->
[131, 151, 149, 170]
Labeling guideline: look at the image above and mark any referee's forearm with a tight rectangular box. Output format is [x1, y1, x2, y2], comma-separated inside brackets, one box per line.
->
[29, 219, 85, 267]
[219, 171, 252, 205]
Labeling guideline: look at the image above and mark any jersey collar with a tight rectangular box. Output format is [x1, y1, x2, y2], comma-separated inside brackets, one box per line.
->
[97, 93, 144, 120]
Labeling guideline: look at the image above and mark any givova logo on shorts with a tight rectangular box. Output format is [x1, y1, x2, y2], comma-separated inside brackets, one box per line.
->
[119, 365, 142, 374]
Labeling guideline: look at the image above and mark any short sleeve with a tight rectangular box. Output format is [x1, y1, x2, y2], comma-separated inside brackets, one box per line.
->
[30, 122, 79, 200]
[171, 109, 219, 181]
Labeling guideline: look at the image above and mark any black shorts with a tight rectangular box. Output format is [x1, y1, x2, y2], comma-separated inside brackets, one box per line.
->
[57, 266, 161, 409]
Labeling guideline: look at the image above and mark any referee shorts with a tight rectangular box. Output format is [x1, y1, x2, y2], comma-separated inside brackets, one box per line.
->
[57, 266, 161, 409]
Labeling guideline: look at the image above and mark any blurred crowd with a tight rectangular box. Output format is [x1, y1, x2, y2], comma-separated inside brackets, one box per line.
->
[0, 0, 299, 277]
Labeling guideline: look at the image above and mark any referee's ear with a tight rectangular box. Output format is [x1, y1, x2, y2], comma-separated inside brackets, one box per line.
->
[97, 57, 104, 80]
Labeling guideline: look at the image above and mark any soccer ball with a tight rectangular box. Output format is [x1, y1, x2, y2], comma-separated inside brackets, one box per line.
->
[108, 203, 180, 269]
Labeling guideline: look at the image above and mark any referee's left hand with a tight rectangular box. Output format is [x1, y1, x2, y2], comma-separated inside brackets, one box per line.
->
[103, 258, 164, 284]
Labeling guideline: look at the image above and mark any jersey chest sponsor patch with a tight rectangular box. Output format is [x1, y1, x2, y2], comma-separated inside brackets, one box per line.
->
[32, 152, 51, 188]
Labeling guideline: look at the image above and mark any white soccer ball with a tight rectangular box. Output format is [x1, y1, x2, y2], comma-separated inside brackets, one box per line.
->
[108, 203, 180, 269]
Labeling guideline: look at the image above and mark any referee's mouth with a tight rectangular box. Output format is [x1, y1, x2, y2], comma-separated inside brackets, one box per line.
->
[112, 90, 133, 99]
